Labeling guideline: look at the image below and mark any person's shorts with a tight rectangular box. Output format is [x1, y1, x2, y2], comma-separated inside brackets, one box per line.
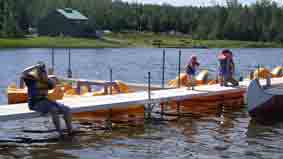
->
[186, 66, 196, 76]
[31, 99, 70, 115]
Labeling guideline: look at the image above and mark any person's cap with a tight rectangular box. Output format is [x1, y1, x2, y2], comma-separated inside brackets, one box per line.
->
[222, 49, 232, 54]
[191, 55, 197, 60]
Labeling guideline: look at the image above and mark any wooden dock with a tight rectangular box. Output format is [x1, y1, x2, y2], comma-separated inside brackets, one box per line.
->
[1, 78, 283, 121]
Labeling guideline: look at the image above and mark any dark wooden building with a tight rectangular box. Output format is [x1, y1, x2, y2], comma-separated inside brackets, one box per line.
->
[38, 8, 95, 37]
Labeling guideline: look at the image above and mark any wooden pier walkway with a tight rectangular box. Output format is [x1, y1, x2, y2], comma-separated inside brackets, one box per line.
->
[1, 78, 283, 121]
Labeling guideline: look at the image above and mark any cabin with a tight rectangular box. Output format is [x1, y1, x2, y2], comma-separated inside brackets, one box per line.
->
[38, 8, 96, 37]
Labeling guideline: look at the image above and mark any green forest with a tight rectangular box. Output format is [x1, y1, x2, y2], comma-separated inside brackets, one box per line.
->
[1, 0, 283, 43]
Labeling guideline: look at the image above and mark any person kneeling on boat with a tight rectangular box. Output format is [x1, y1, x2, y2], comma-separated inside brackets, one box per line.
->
[186, 55, 200, 89]
[21, 62, 73, 136]
[218, 49, 239, 87]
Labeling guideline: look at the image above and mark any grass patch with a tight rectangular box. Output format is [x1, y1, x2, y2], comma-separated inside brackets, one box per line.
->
[0, 37, 128, 48]
[0, 33, 282, 48]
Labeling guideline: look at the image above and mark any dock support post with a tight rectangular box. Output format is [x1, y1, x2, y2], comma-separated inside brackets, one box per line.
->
[161, 50, 166, 119]
[145, 72, 153, 120]
[107, 68, 113, 129]
[67, 48, 72, 78]
[110, 68, 113, 95]
[162, 49, 166, 89]
[177, 50, 182, 117]
[178, 50, 182, 88]
[49, 48, 55, 75]
[106, 108, 113, 130]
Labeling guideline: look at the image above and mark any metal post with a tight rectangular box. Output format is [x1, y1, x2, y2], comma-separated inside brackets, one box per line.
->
[110, 68, 113, 95]
[177, 50, 182, 117]
[52, 48, 55, 71]
[146, 72, 152, 119]
[108, 68, 113, 128]
[106, 108, 113, 130]
[161, 50, 166, 118]
[67, 48, 72, 78]
[48, 48, 55, 75]
[148, 72, 151, 101]
[178, 50, 182, 88]
[161, 49, 166, 89]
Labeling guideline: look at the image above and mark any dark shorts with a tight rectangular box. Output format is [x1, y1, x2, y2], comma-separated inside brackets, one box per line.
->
[31, 99, 70, 115]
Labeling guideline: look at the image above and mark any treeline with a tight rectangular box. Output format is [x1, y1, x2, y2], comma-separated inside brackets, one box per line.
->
[1, 0, 283, 42]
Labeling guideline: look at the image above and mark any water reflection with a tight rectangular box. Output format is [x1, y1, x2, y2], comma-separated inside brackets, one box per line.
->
[1, 107, 283, 159]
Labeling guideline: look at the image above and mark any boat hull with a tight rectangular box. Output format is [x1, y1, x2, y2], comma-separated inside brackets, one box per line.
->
[165, 91, 245, 116]
[247, 79, 283, 122]
[249, 95, 283, 121]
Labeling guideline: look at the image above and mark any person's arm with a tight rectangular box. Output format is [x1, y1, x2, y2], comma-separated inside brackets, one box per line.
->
[21, 64, 40, 80]
[47, 78, 55, 90]
[195, 62, 200, 68]
[185, 63, 190, 73]
[231, 60, 235, 74]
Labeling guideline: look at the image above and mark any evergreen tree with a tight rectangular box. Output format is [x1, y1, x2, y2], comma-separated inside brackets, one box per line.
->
[1, 0, 283, 42]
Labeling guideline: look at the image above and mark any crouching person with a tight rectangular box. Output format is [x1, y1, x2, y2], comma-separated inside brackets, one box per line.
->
[186, 55, 200, 89]
[22, 62, 73, 137]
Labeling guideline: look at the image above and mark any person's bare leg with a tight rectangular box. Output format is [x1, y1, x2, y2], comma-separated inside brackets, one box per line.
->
[187, 74, 192, 89]
[63, 109, 73, 135]
[191, 75, 195, 90]
[50, 107, 63, 136]
[220, 76, 224, 86]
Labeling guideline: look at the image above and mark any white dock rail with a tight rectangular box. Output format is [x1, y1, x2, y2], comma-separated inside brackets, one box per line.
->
[1, 78, 283, 121]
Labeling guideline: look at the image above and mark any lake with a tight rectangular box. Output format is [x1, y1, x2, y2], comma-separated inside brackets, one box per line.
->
[0, 48, 283, 159]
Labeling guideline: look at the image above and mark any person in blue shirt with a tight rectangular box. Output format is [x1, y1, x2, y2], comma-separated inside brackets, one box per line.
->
[22, 62, 73, 137]
[218, 49, 239, 87]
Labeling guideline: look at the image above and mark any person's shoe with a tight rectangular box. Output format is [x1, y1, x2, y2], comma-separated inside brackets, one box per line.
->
[66, 129, 75, 136]
[68, 131, 76, 136]
[59, 132, 65, 139]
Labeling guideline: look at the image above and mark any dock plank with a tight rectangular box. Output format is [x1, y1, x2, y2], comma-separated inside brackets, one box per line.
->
[1, 78, 283, 121]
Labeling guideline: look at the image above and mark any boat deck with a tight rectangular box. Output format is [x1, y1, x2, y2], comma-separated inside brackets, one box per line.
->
[1, 78, 283, 121]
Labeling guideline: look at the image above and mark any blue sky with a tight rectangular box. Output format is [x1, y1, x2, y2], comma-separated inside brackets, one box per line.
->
[122, 0, 282, 6]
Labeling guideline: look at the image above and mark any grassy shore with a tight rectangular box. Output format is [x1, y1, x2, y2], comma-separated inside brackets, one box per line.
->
[0, 32, 282, 48]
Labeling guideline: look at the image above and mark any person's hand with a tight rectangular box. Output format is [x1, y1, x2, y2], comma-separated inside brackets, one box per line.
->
[48, 75, 59, 84]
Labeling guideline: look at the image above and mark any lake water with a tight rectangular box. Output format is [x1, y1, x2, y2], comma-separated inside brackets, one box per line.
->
[1, 48, 283, 159]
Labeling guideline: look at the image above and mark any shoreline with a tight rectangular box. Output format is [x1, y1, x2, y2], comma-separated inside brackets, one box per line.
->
[0, 33, 282, 49]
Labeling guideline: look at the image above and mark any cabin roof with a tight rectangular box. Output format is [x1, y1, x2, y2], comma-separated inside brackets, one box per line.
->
[57, 8, 88, 20]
